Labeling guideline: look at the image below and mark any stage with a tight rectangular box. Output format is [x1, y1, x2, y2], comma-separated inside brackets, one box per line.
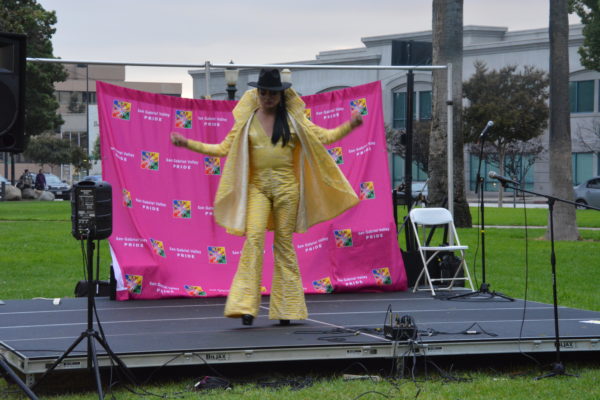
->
[1, 290, 600, 383]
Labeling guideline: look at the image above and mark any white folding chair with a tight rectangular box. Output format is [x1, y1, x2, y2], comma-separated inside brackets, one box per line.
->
[408, 207, 474, 296]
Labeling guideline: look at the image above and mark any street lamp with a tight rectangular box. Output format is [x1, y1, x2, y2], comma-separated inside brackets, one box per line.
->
[224, 60, 239, 100]
[281, 68, 292, 85]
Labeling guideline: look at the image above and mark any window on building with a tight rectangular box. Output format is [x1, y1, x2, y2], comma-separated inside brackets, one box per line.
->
[82, 91, 97, 104]
[393, 92, 407, 129]
[391, 153, 428, 189]
[393, 91, 432, 129]
[572, 152, 593, 185]
[569, 80, 594, 113]
[469, 154, 534, 191]
[419, 90, 432, 120]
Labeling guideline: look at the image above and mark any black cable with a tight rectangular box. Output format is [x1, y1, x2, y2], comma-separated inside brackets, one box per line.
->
[418, 322, 498, 337]
[293, 326, 383, 343]
[351, 391, 391, 399]
[255, 376, 312, 391]
[516, 190, 542, 367]
[471, 195, 482, 288]
[425, 359, 470, 383]
[80, 238, 87, 281]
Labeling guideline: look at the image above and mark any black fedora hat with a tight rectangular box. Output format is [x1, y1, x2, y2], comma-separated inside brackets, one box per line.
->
[248, 68, 291, 91]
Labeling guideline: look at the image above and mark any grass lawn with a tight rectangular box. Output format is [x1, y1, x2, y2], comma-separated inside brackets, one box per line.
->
[1, 201, 599, 399]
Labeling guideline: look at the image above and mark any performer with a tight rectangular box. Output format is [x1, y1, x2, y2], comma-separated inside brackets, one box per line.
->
[171, 68, 362, 326]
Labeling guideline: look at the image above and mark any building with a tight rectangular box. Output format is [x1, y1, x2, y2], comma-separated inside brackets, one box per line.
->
[1, 64, 182, 183]
[189, 24, 600, 195]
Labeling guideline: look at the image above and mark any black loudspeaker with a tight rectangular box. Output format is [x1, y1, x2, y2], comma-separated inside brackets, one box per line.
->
[71, 180, 113, 240]
[0, 33, 26, 153]
[391, 40, 432, 66]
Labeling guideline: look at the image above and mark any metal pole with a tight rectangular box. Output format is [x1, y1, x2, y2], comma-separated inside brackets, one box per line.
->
[27, 57, 447, 72]
[204, 61, 211, 99]
[86, 64, 90, 177]
[447, 63, 454, 217]
[405, 70, 414, 212]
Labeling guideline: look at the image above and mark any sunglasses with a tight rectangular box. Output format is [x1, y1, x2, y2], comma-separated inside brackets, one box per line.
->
[258, 89, 281, 97]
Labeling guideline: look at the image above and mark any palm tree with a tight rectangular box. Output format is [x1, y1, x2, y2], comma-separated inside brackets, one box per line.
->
[548, 0, 579, 240]
[430, 0, 471, 227]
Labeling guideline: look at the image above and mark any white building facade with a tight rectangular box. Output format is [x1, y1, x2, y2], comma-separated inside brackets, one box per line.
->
[189, 25, 600, 194]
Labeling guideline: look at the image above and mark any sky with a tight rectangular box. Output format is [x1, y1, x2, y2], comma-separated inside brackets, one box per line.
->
[37, 0, 581, 98]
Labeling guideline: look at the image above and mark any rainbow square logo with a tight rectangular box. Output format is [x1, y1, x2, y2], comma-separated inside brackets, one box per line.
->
[124, 274, 143, 294]
[122, 189, 132, 208]
[327, 147, 344, 165]
[372, 268, 393, 286]
[141, 151, 159, 170]
[112, 100, 131, 120]
[304, 108, 312, 121]
[350, 98, 368, 116]
[150, 238, 166, 258]
[204, 157, 221, 175]
[359, 181, 375, 200]
[184, 285, 207, 297]
[333, 229, 353, 248]
[175, 110, 193, 129]
[207, 246, 227, 264]
[172, 200, 192, 218]
[312, 277, 334, 293]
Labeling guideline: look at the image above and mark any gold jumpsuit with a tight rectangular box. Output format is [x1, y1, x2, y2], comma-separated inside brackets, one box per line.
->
[186, 113, 353, 320]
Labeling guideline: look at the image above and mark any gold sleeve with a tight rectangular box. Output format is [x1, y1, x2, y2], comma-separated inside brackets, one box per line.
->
[308, 121, 354, 145]
[185, 129, 237, 157]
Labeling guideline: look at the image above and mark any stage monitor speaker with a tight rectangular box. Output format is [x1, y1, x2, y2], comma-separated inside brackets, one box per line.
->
[71, 180, 112, 240]
[0, 32, 26, 153]
[391, 40, 432, 66]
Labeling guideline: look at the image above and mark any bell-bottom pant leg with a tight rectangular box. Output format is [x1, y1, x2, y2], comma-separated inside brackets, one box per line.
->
[268, 182, 308, 320]
[224, 183, 270, 318]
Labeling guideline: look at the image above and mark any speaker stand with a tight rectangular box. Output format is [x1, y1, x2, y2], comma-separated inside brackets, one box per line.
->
[31, 238, 136, 399]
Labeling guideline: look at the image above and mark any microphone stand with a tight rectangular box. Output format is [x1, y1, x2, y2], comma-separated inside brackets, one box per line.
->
[501, 182, 599, 378]
[447, 126, 513, 301]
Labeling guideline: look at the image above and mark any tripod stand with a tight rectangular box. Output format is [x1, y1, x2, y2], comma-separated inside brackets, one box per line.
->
[448, 125, 512, 301]
[31, 238, 136, 399]
[1, 355, 39, 400]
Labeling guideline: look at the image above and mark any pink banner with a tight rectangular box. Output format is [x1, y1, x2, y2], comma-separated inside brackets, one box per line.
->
[97, 81, 407, 300]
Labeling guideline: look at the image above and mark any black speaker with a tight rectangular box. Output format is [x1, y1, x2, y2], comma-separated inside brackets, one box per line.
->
[71, 180, 112, 240]
[0, 32, 26, 153]
[391, 40, 432, 66]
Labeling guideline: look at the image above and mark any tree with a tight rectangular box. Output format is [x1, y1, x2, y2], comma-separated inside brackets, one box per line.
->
[430, 0, 471, 227]
[0, 0, 67, 140]
[91, 135, 101, 162]
[463, 62, 549, 206]
[574, 117, 600, 152]
[548, 0, 580, 240]
[23, 133, 72, 167]
[70, 145, 91, 173]
[570, 0, 600, 71]
[386, 120, 431, 178]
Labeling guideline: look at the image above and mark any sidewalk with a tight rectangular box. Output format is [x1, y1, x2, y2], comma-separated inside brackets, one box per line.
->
[467, 194, 549, 208]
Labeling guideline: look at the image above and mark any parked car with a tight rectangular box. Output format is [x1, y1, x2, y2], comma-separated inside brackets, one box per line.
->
[574, 176, 600, 209]
[395, 180, 429, 206]
[81, 175, 102, 182]
[0, 175, 15, 200]
[44, 173, 72, 200]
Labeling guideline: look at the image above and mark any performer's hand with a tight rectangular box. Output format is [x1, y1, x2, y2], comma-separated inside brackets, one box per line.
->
[171, 132, 188, 147]
[350, 113, 363, 129]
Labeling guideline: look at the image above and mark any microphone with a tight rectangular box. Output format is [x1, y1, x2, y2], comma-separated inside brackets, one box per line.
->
[479, 121, 494, 139]
[488, 171, 519, 186]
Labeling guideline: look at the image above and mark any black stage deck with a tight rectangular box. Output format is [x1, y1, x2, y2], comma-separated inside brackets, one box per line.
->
[1, 291, 600, 381]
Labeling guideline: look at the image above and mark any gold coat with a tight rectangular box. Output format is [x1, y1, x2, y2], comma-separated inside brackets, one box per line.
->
[188, 88, 359, 236]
